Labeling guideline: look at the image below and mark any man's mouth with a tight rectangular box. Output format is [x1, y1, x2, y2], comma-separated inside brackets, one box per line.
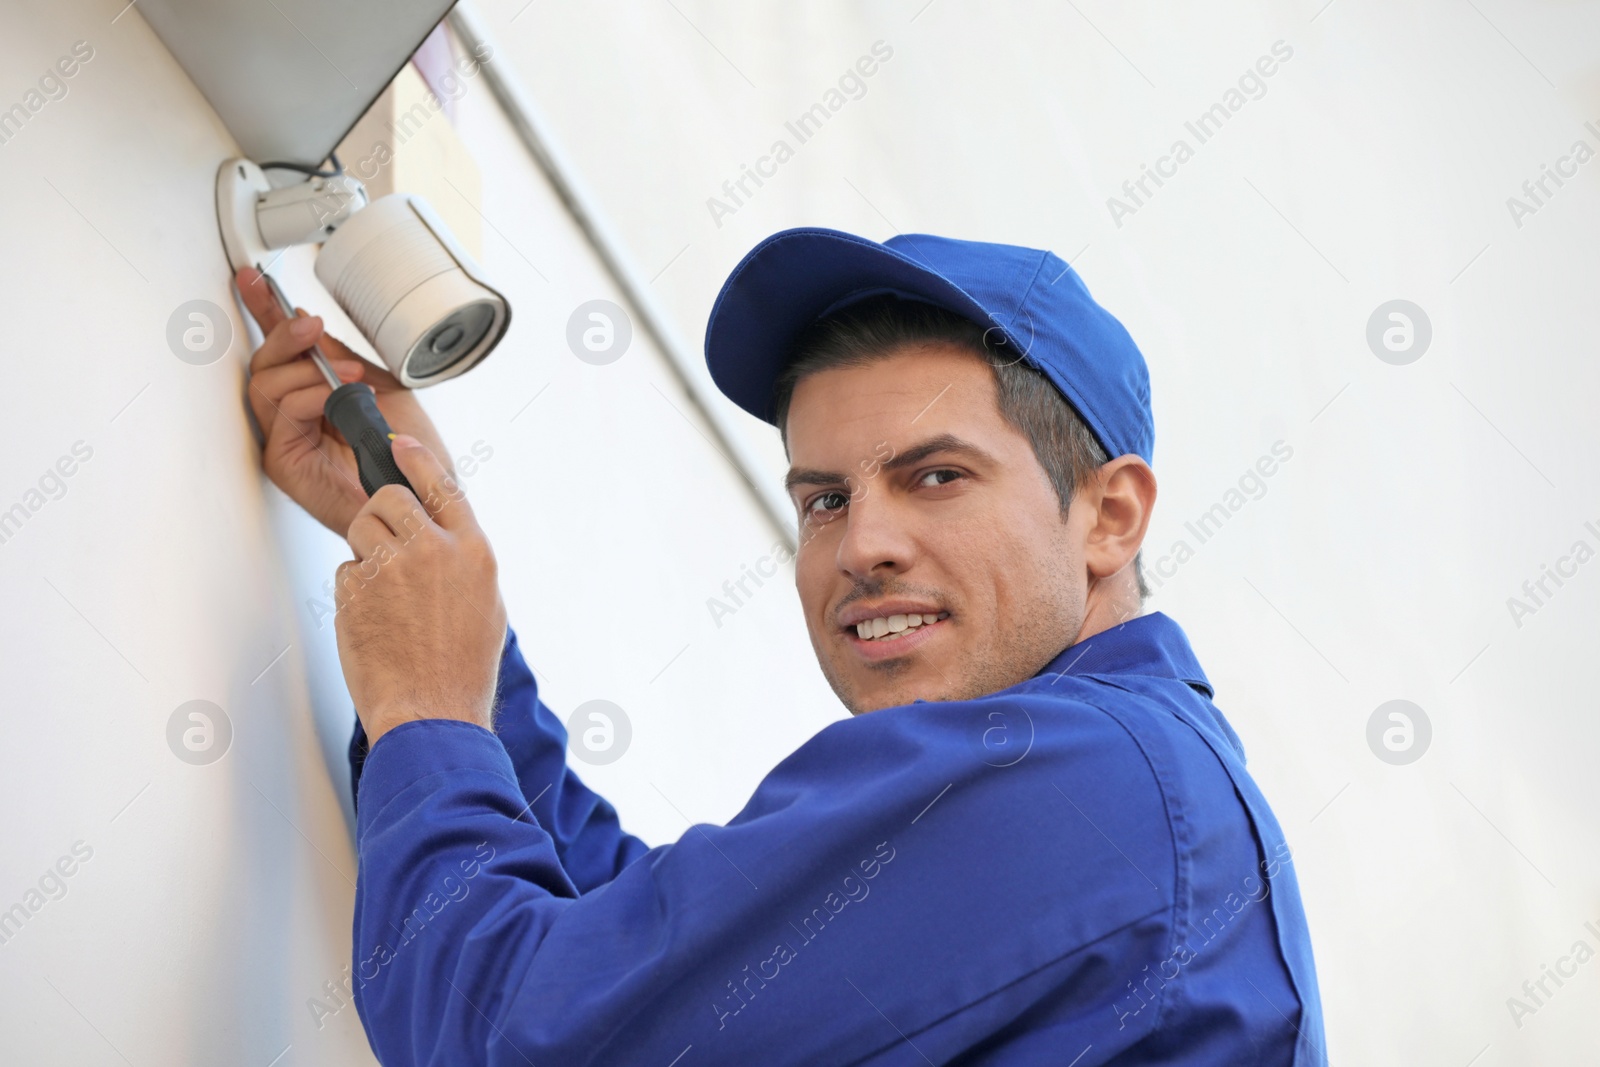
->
[848, 611, 950, 642]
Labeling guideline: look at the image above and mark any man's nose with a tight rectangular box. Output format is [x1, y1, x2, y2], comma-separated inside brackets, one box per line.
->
[835, 490, 916, 580]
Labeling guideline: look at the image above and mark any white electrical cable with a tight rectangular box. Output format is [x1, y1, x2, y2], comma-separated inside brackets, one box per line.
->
[447, 2, 797, 551]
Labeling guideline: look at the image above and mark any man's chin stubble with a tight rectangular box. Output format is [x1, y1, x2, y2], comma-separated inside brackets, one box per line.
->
[829, 656, 927, 715]
[827, 654, 1007, 715]
[827, 626, 1079, 714]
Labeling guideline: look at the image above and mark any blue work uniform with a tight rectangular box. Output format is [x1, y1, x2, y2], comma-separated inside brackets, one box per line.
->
[346, 611, 1326, 1065]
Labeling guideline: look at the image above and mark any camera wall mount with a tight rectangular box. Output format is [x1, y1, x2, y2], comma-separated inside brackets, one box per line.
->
[217, 159, 368, 270]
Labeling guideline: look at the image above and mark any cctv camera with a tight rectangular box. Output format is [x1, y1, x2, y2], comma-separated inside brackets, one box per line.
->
[314, 194, 509, 386]
[217, 159, 511, 387]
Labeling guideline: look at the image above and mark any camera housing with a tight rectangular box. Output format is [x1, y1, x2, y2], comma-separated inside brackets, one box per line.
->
[314, 194, 509, 387]
[216, 158, 511, 387]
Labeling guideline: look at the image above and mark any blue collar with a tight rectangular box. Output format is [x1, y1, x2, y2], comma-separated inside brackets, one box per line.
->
[1036, 611, 1214, 700]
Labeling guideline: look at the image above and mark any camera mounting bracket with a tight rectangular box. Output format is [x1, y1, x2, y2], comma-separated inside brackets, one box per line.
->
[216, 158, 369, 272]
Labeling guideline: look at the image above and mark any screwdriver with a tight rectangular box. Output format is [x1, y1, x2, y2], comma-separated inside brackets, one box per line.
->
[257, 266, 414, 498]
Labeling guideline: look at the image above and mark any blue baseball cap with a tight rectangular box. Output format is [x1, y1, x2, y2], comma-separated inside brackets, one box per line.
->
[704, 227, 1154, 465]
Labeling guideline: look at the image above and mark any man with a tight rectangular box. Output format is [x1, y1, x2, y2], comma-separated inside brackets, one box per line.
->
[238, 227, 1325, 1065]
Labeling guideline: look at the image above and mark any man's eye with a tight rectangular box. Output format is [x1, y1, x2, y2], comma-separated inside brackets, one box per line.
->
[806, 491, 850, 519]
[918, 469, 962, 488]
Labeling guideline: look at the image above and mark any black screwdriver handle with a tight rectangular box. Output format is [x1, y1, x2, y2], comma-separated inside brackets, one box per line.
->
[324, 383, 414, 498]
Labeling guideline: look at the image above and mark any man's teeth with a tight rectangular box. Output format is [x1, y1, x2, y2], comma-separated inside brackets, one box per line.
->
[854, 612, 949, 640]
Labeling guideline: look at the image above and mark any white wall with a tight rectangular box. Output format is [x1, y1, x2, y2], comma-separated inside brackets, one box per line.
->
[3, 0, 1598, 1064]
[0, 2, 379, 1062]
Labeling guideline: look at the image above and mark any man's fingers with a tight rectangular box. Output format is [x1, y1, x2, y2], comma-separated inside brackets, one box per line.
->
[391, 435, 477, 532]
[252, 359, 362, 403]
[260, 384, 340, 464]
[363, 483, 436, 543]
[249, 359, 361, 418]
[238, 265, 379, 372]
[249, 304, 381, 390]
[235, 267, 284, 335]
[312, 329, 370, 373]
[272, 382, 338, 426]
[249, 311, 326, 376]
[346, 511, 398, 562]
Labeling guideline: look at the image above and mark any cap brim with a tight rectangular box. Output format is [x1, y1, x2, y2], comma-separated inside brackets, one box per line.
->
[705, 227, 997, 424]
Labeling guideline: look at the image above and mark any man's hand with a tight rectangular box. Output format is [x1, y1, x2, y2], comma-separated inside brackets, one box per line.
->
[237, 266, 454, 536]
[335, 435, 507, 745]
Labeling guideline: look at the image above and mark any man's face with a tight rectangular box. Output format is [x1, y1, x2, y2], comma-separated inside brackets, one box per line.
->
[784, 342, 1090, 714]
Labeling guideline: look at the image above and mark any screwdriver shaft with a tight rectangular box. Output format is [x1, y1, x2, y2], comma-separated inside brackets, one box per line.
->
[257, 267, 341, 388]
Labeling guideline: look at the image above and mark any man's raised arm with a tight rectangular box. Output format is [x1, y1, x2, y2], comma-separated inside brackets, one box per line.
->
[349, 628, 651, 893]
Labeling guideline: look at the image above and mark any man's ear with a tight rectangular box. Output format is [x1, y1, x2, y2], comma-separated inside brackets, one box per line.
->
[1083, 456, 1156, 581]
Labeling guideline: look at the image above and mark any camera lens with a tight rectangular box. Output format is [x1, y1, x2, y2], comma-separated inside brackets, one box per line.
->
[406, 301, 496, 379]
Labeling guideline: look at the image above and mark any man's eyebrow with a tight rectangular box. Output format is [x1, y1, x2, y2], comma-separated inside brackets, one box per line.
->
[784, 466, 846, 492]
[880, 433, 995, 472]
[783, 434, 995, 492]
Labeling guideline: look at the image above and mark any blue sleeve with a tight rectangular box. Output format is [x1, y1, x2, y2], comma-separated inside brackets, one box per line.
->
[349, 694, 1179, 1066]
[348, 627, 650, 893]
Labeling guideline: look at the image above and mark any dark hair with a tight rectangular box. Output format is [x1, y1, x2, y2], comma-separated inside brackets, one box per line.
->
[771, 295, 1149, 602]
